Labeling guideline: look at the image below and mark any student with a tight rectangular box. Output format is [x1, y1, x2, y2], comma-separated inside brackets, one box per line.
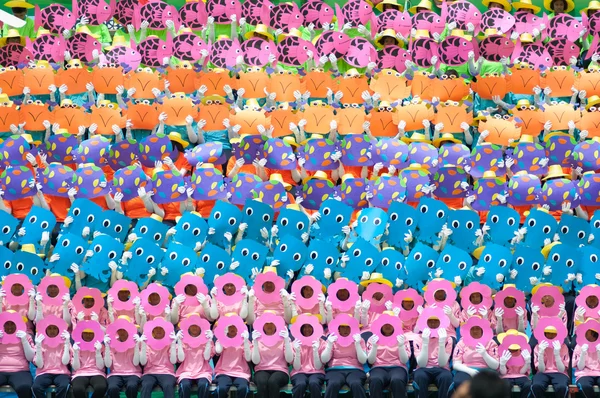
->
[139, 327, 178, 398]
[0, 315, 35, 398]
[290, 320, 326, 398]
[32, 329, 71, 398]
[573, 327, 600, 398]
[71, 332, 107, 398]
[213, 322, 252, 398]
[176, 319, 213, 398]
[452, 324, 500, 390]
[366, 330, 410, 398]
[104, 317, 142, 398]
[497, 331, 532, 398]
[412, 326, 453, 398]
[251, 322, 293, 398]
[531, 330, 570, 398]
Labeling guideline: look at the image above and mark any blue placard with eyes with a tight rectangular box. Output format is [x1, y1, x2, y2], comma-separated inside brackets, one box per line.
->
[475, 243, 513, 291]
[60, 198, 103, 238]
[231, 238, 269, 283]
[241, 199, 274, 244]
[590, 210, 600, 249]
[82, 234, 125, 283]
[94, 210, 132, 243]
[404, 242, 439, 290]
[273, 235, 308, 281]
[17, 206, 57, 252]
[415, 197, 449, 245]
[522, 208, 558, 248]
[207, 201, 242, 248]
[447, 209, 479, 253]
[311, 198, 352, 243]
[158, 241, 198, 288]
[543, 243, 580, 292]
[198, 243, 231, 287]
[376, 247, 406, 289]
[337, 237, 382, 281]
[171, 211, 208, 250]
[129, 216, 170, 246]
[578, 245, 600, 288]
[435, 244, 472, 286]
[557, 213, 590, 248]
[485, 206, 520, 247]
[276, 207, 310, 241]
[299, 238, 341, 287]
[353, 208, 388, 245]
[509, 245, 545, 294]
[385, 201, 419, 249]
[119, 237, 163, 285]
[11, 249, 44, 284]
[47, 233, 88, 279]
[0, 246, 13, 278]
[0, 212, 18, 246]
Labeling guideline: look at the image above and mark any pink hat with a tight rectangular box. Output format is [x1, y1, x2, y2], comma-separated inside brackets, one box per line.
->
[3, 274, 33, 306]
[215, 273, 245, 306]
[459, 316, 493, 348]
[72, 320, 105, 352]
[143, 318, 174, 350]
[106, 318, 138, 352]
[424, 279, 457, 308]
[575, 285, 600, 320]
[73, 287, 104, 316]
[37, 315, 68, 348]
[533, 317, 567, 345]
[416, 307, 450, 338]
[576, 319, 600, 349]
[372, 313, 402, 346]
[494, 286, 526, 318]
[0, 311, 27, 344]
[328, 313, 360, 347]
[254, 272, 285, 305]
[363, 283, 393, 314]
[140, 283, 171, 317]
[531, 285, 564, 317]
[460, 282, 493, 312]
[290, 314, 323, 345]
[174, 275, 209, 306]
[214, 314, 246, 348]
[253, 312, 287, 347]
[393, 288, 424, 321]
[108, 280, 140, 311]
[291, 276, 322, 310]
[180, 315, 211, 348]
[38, 276, 69, 307]
[327, 279, 359, 313]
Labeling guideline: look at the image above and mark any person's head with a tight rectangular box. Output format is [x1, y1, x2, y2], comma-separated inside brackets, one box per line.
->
[11, 283, 23, 296]
[227, 325, 238, 338]
[83, 297, 95, 309]
[383, 3, 400, 10]
[402, 299, 414, 310]
[117, 328, 129, 342]
[509, 347, 521, 357]
[544, 330, 557, 339]
[263, 322, 276, 336]
[487, 1, 504, 8]
[382, 36, 397, 46]
[46, 325, 59, 338]
[253, 32, 270, 41]
[446, 69, 459, 79]
[551, 0, 566, 13]
[338, 325, 351, 337]
[381, 323, 395, 337]
[469, 326, 483, 339]
[415, 6, 429, 12]
[82, 330, 95, 342]
[6, 37, 20, 45]
[470, 292, 482, 305]
[517, 6, 534, 12]
[262, 281, 275, 294]
[301, 324, 314, 337]
[3, 321, 16, 334]
[188, 324, 201, 338]
[586, 329, 599, 342]
[11, 7, 27, 20]
[373, 292, 384, 301]
[427, 317, 440, 329]
[434, 289, 447, 301]
[152, 327, 165, 339]
[336, 289, 349, 301]
[587, 295, 599, 309]
[589, 8, 600, 15]
[468, 370, 511, 398]
[184, 284, 197, 296]
[541, 294, 555, 308]
[223, 283, 236, 296]
[148, 293, 160, 306]
[503, 296, 516, 308]
[301, 285, 314, 298]
[117, 289, 130, 302]
[46, 284, 60, 298]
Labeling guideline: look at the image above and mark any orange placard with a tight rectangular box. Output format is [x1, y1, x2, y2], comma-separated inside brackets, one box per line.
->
[511, 108, 544, 136]
[236, 71, 270, 99]
[269, 108, 298, 137]
[369, 72, 411, 102]
[432, 79, 470, 102]
[369, 111, 397, 137]
[53, 107, 90, 134]
[0, 70, 24, 97]
[198, 103, 230, 131]
[542, 103, 582, 131]
[575, 72, 600, 97]
[434, 103, 473, 133]
[336, 107, 368, 135]
[336, 76, 371, 104]
[508, 68, 541, 95]
[92, 66, 125, 95]
[23, 68, 56, 96]
[303, 71, 335, 99]
[270, 73, 304, 102]
[409, 73, 434, 101]
[577, 111, 600, 137]
[124, 70, 161, 99]
[478, 118, 522, 146]
[20, 103, 54, 131]
[157, 96, 199, 126]
[541, 69, 576, 98]
[301, 106, 336, 134]
[198, 70, 232, 97]
[55, 68, 93, 95]
[229, 109, 268, 135]
[0, 106, 21, 131]
[90, 106, 126, 135]
[164, 67, 200, 94]
[125, 102, 160, 130]
[392, 102, 434, 132]
[470, 75, 509, 100]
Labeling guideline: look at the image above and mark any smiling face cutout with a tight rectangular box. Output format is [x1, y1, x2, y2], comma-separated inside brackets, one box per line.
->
[337, 107, 368, 135]
[199, 102, 230, 131]
[432, 79, 470, 102]
[165, 67, 200, 94]
[230, 109, 267, 135]
[301, 105, 335, 134]
[543, 103, 582, 131]
[125, 101, 159, 130]
[434, 102, 472, 134]
[53, 107, 90, 134]
[304, 70, 335, 99]
[198, 70, 233, 97]
[90, 105, 126, 135]
[369, 70, 410, 103]
[542, 69, 576, 98]
[508, 67, 541, 95]
[477, 117, 522, 146]
[23, 67, 56, 96]
[336, 76, 370, 104]
[471, 75, 509, 100]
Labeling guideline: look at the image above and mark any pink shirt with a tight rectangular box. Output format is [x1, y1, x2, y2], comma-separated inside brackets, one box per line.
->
[361, 312, 383, 333]
[402, 317, 417, 334]
[295, 303, 320, 317]
[367, 340, 410, 368]
[72, 350, 105, 377]
[255, 341, 289, 373]
[217, 301, 244, 318]
[538, 313, 567, 326]
[111, 308, 136, 323]
[144, 345, 174, 376]
[176, 343, 213, 383]
[413, 335, 453, 370]
[108, 348, 141, 377]
[36, 345, 70, 376]
[503, 364, 529, 379]
[425, 302, 460, 338]
[328, 340, 366, 370]
[178, 302, 208, 321]
[573, 345, 600, 381]
[0, 335, 33, 372]
[214, 345, 251, 380]
[255, 298, 284, 318]
[70, 307, 109, 329]
[453, 340, 498, 369]
[500, 314, 527, 331]
[40, 303, 64, 319]
[3, 301, 33, 333]
[534, 344, 569, 375]
[459, 309, 496, 328]
[291, 340, 326, 376]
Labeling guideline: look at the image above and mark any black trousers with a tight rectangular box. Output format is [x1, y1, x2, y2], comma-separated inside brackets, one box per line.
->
[254, 370, 289, 398]
[413, 367, 453, 398]
[505, 376, 532, 398]
[215, 374, 249, 398]
[72, 375, 107, 398]
[452, 370, 473, 391]
[107, 375, 140, 398]
[32, 374, 70, 398]
[140, 374, 176, 398]
[369, 367, 408, 398]
[577, 376, 600, 398]
[291, 373, 325, 398]
[0, 371, 33, 398]
[531, 372, 569, 398]
[179, 377, 210, 398]
[324, 369, 367, 398]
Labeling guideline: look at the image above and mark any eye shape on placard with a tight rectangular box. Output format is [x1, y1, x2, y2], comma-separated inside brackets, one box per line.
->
[484, 254, 491, 262]
[280, 218, 288, 226]
[528, 219, 536, 227]
[414, 252, 422, 261]
[552, 253, 560, 262]
[419, 205, 428, 214]
[241, 248, 249, 256]
[325, 257, 334, 265]
[426, 260, 435, 268]
[451, 220, 460, 228]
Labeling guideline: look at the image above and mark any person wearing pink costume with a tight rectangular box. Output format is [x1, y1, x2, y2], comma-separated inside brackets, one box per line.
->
[32, 329, 71, 398]
[498, 331, 532, 398]
[251, 324, 293, 398]
[424, 289, 460, 341]
[573, 328, 600, 398]
[452, 325, 500, 390]
[0, 316, 35, 398]
[213, 326, 252, 398]
[283, 289, 327, 324]
[171, 282, 217, 324]
[0, 283, 35, 332]
[175, 324, 214, 398]
[71, 333, 107, 398]
[104, 318, 142, 398]
[139, 328, 179, 398]
[531, 327, 570, 398]
[366, 329, 410, 398]
[212, 283, 250, 320]
[34, 276, 72, 323]
[412, 326, 453, 398]
[290, 322, 326, 398]
[70, 295, 108, 330]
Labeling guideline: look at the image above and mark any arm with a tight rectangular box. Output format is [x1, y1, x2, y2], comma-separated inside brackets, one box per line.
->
[293, 345, 302, 370]
[169, 340, 177, 365]
[133, 340, 140, 366]
[139, 341, 147, 366]
[62, 340, 71, 366]
[95, 345, 105, 370]
[203, 339, 212, 361]
[453, 360, 477, 376]
[243, 334, 252, 362]
[283, 334, 294, 364]
[34, 342, 44, 368]
[416, 340, 429, 368]
[19, 334, 35, 361]
[104, 345, 112, 368]
[251, 338, 261, 364]
[321, 338, 334, 364]
[355, 337, 367, 365]
[577, 348, 587, 371]
[367, 341, 378, 365]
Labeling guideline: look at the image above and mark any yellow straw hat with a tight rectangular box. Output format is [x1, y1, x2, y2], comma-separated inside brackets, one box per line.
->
[401, 132, 431, 144]
[433, 133, 461, 147]
[542, 164, 570, 181]
[269, 173, 292, 189]
[482, 0, 512, 11]
[0, 29, 24, 46]
[359, 273, 393, 287]
[245, 24, 274, 41]
[4, 0, 34, 8]
[587, 95, 600, 110]
[497, 329, 529, 346]
[582, 0, 600, 14]
[512, 0, 541, 12]
[375, 29, 401, 48]
[168, 132, 190, 149]
[76, 25, 101, 40]
[544, 0, 575, 12]
[376, 0, 404, 11]
[408, 0, 433, 13]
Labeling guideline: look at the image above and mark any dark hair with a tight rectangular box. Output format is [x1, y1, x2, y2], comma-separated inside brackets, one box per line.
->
[550, 0, 566, 8]
[469, 371, 511, 398]
[11, 7, 26, 13]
